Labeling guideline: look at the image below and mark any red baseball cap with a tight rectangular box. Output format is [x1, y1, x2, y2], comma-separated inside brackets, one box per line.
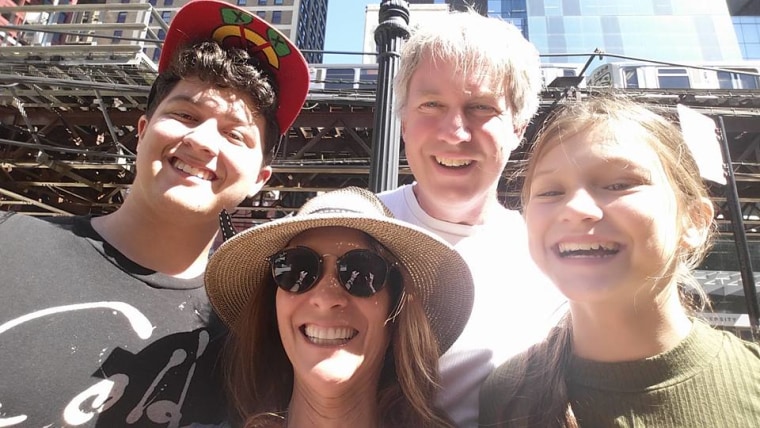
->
[159, 0, 309, 135]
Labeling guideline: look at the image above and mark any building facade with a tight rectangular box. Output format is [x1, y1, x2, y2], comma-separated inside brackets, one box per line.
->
[729, 0, 760, 60]
[0, 0, 32, 45]
[138, 0, 327, 64]
[8, 0, 326, 65]
[483, 0, 743, 64]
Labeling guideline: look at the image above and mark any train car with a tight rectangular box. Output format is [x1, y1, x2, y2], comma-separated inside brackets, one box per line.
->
[541, 63, 587, 88]
[308, 62, 589, 92]
[587, 61, 760, 90]
[308, 64, 379, 92]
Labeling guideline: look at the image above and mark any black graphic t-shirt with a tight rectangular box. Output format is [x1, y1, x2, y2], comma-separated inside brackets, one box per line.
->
[0, 212, 227, 427]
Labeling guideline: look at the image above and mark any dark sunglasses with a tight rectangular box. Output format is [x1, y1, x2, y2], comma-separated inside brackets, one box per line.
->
[267, 246, 394, 297]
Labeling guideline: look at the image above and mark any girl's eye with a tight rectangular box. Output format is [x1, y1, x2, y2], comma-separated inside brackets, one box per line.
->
[606, 182, 637, 191]
[534, 189, 563, 198]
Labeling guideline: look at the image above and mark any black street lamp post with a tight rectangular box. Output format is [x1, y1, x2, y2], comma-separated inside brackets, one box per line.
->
[368, 0, 410, 193]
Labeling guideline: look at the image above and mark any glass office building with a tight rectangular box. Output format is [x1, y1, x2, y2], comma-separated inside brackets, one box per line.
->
[486, 0, 743, 64]
[734, 16, 760, 59]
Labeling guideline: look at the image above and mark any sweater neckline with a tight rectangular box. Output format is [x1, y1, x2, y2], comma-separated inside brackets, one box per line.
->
[567, 320, 724, 392]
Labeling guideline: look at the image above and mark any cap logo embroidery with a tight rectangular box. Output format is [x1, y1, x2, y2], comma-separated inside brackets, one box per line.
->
[211, 7, 292, 70]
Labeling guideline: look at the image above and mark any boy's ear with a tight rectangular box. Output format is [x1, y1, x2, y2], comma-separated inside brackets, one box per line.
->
[248, 165, 272, 198]
[136, 115, 148, 151]
[682, 197, 714, 249]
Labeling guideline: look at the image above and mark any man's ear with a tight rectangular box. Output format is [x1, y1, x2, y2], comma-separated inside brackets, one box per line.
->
[682, 197, 714, 249]
[248, 165, 273, 198]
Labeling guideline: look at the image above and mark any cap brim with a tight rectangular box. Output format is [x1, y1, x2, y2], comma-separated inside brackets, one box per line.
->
[160, 0, 309, 134]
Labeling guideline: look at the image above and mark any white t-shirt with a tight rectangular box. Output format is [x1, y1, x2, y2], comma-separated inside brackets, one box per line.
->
[378, 184, 566, 428]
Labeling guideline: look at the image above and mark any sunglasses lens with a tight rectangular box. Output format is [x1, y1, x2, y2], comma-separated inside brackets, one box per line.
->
[269, 247, 320, 293]
[337, 250, 389, 297]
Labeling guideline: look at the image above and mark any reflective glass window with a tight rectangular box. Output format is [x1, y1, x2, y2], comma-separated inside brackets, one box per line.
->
[657, 68, 689, 88]
[745, 43, 760, 60]
[652, 0, 672, 15]
[527, 0, 544, 15]
[544, 0, 562, 16]
[562, 0, 580, 16]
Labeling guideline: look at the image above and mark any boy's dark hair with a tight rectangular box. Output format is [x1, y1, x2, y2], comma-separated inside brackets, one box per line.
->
[147, 40, 281, 164]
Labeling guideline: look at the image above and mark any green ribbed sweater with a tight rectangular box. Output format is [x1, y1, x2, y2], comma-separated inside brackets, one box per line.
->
[479, 320, 760, 427]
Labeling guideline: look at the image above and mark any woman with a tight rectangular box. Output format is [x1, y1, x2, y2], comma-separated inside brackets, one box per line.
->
[205, 187, 474, 427]
[479, 97, 760, 427]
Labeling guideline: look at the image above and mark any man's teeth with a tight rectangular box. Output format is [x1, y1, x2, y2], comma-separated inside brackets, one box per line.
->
[303, 325, 358, 346]
[436, 157, 472, 167]
[558, 242, 619, 257]
[172, 158, 213, 180]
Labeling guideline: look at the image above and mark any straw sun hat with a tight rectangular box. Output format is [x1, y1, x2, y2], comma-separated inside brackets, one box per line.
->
[204, 186, 474, 353]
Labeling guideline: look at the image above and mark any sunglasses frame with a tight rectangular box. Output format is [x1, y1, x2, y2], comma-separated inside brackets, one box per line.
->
[267, 246, 397, 298]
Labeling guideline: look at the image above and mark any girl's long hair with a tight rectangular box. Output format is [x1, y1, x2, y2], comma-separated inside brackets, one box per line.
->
[495, 96, 716, 427]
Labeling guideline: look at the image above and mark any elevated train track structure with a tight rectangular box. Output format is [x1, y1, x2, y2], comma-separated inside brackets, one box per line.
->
[1, 4, 759, 241]
[2, 63, 760, 235]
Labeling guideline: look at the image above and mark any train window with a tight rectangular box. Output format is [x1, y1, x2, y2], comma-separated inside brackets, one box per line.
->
[657, 68, 690, 88]
[324, 68, 356, 90]
[622, 67, 639, 88]
[358, 67, 378, 90]
[738, 72, 759, 89]
[717, 69, 759, 90]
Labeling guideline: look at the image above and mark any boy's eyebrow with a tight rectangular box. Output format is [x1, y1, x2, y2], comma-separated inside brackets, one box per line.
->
[163, 94, 195, 104]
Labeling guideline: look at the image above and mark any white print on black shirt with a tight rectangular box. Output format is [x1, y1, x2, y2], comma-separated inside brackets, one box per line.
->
[0, 301, 216, 427]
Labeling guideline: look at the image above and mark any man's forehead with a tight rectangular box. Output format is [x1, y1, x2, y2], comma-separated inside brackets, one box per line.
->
[412, 68, 503, 96]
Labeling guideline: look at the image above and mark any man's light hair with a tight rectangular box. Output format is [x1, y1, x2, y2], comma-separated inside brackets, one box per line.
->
[394, 10, 542, 128]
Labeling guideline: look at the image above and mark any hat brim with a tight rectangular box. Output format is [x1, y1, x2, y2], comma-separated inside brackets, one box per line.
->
[205, 213, 474, 354]
[159, 0, 309, 134]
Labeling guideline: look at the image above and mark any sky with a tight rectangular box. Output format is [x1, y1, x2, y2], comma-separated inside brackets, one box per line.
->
[322, 0, 376, 64]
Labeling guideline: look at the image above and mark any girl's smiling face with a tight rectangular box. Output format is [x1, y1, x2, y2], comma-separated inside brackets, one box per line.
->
[523, 126, 681, 307]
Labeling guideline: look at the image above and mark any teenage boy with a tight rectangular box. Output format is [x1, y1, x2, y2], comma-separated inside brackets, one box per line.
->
[0, 1, 308, 426]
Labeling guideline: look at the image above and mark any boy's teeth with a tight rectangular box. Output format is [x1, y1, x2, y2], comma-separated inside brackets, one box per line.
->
[172, 159, 212, 180]
[436, 157, 472, 167]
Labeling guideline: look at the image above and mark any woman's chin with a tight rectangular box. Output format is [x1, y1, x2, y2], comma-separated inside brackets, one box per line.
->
[310, 351, 364, 384]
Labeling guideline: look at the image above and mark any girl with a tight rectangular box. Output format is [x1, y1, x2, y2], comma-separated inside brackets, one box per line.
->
[479, 97, 760, 427]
